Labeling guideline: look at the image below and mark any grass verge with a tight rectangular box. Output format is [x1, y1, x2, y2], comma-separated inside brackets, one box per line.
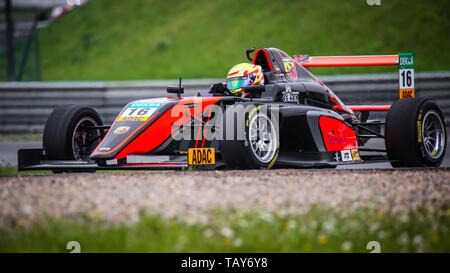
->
[39, 0, 450, 81]
[1, 207, 448, 253]
[0, 166, 171, 175]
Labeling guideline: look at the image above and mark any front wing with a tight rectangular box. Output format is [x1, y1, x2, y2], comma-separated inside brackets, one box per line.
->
[18, 148, 390, 172]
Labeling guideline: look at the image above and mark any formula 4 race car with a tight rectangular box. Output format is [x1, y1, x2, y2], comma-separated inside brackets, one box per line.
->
[19, 48, 447, 172]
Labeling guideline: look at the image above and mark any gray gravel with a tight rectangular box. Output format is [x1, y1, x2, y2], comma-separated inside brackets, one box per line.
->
[1, 169, 449, 226]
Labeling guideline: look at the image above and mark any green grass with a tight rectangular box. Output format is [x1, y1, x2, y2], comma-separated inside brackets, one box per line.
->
[0, 166, 172, 175]
[1, 207, 449, 252]
[38, 0, 450, 81]
[0, 166, 51, 175]
[0, 166, 20, 175]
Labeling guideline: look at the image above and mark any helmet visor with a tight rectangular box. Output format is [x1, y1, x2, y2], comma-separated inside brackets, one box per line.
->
[227, 76, 252, 90]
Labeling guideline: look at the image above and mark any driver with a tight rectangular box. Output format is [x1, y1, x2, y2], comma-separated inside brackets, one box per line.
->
[226, 63, 264, 96]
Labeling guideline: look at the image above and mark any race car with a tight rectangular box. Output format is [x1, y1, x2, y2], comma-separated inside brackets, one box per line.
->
[18, 47, 447, 172]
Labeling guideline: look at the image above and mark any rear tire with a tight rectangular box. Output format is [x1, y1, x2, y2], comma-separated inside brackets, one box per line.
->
[220, 104, 279, 170]
[43, 105, 103, 172]
[385, 98, 447, 167]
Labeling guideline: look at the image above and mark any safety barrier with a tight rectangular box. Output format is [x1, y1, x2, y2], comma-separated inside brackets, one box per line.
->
[0, 72, 449, 133]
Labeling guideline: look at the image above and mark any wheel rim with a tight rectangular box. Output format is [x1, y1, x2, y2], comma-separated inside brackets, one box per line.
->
[72, 117, 101, 161]
[248, 113, 278, 163]
[422, 110, 445, 159]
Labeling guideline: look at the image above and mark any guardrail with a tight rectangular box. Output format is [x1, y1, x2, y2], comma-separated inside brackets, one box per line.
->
[0, 72, 449, 134]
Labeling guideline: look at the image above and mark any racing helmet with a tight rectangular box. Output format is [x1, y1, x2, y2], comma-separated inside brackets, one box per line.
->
[226, 63, 264, 95]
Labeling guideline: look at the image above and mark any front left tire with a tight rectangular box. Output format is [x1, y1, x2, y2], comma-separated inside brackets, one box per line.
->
[220, 104, 280, 170]
[43, 104, 103, 162]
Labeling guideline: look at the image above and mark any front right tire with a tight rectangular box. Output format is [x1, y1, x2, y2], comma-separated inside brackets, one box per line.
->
[385, 98, 447, 167]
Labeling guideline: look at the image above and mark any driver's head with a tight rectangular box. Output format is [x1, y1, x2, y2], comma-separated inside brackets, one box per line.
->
[226, 63, 264, 96]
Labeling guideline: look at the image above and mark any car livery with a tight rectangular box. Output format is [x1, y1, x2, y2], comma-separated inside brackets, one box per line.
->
[18, 48, 447, 172]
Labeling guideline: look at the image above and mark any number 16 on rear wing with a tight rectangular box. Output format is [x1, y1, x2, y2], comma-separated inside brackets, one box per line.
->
[296, 52, 415, 99]
[398, 53, 414, 99]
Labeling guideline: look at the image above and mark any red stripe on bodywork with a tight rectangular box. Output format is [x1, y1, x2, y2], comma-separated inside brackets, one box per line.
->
[252, 49, 274, 71]
[301, 55, 399, 67]
[347, 105, 391, 111]
[330, 96, 353, 115]
[201, 106, 213, 148]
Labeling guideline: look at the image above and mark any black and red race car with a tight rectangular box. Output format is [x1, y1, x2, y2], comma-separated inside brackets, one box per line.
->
[18, 48, 447, 172]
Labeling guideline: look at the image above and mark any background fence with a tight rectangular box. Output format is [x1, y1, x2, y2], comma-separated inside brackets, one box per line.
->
[0, 72, 449, 134]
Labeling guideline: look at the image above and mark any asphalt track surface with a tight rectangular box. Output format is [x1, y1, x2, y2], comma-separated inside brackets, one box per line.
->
[1, 139, 450, 169]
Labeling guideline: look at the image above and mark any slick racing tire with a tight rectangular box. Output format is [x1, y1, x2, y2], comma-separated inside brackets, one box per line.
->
[385, 98, 447, 167]
[43, 105, 103, 165]
[220, 104, 279, 170]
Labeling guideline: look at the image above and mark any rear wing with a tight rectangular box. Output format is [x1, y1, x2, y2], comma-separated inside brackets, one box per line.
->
[294, 53, 415, 100]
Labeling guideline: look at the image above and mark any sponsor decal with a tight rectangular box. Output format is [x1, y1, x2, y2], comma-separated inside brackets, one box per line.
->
[327, 129, 344, 145]
[184, 103, 197, 109]
[399, 89, 414, 99]
[281, 85, 299, 103]
[117, 116, 149, 122]
[282, 59, 298, 80]
[188, 148, 215, 165]
[114, 126, 130, 135]
[117, 102, 162, 122]
[129, 102, 163, 108]
[351, 149, 360, 160]
[334, 151, 340, 162]
[268, 152, 278, 169]
[341, 150, 352, 161]
[398, 53, 414, 99]
[417, 111, 422, 143]
[99, 147, 111, 151]
[293, 54, 310, 63]
[283, 61, 294, 73]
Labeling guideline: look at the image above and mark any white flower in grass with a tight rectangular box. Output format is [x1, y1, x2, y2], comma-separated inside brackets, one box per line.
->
[377, 230, 387, 239]
[398, 232, 409, 246]
[347, 220, 359, 230]
[259, 211, 273, 222]
[369, 223, 381, 234]
[287, 220, 297, 229]
[204, 229, 213, 238]
[413, 235, 423, 245]
[323, 219, 335, 232]
[309, 220, 318, 229]
[21, 205, 33, 215]
[233, 238, 243, 247]
[220, 226, 234, 238]
[399, 213, 410, 223]
[238, 219, 249, 228]
[341, 241, 353, 252]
